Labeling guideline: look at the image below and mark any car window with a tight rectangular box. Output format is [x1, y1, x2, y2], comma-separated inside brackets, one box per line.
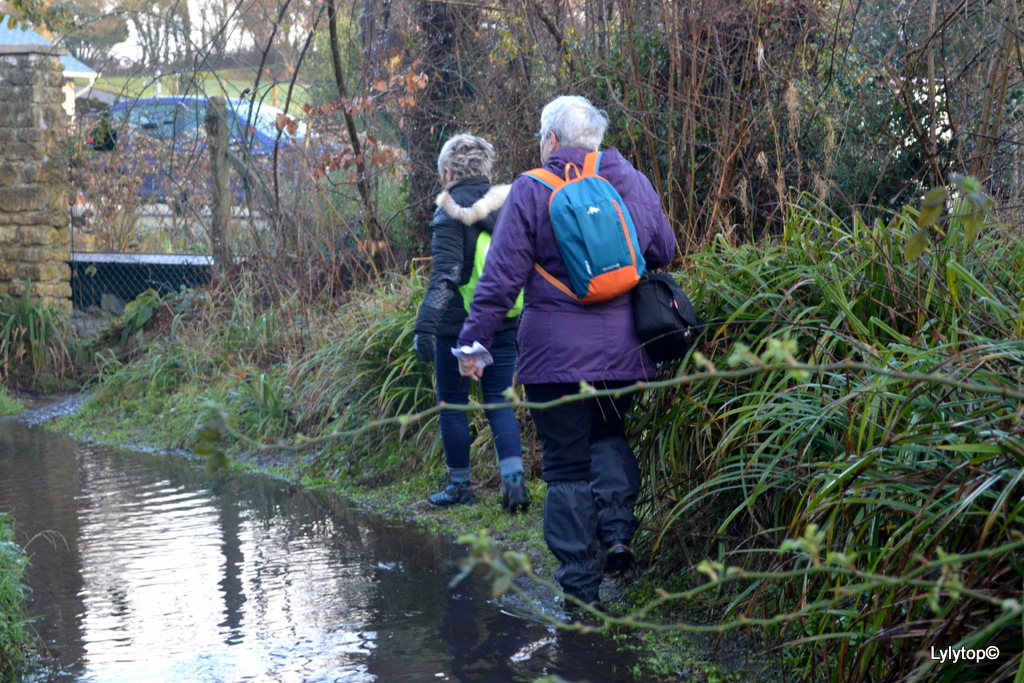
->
[123, 102, 205, 142]
[125, 103, 174, 139]
[109, 98, 305, 149]
[229, 102, 307, 147]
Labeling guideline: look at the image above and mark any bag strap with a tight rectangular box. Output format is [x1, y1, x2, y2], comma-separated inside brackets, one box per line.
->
[534, 263, 578, 301]
[522, 168, 564, 190]
[524, 150, 603, 188]
[523, 151, 604, 303]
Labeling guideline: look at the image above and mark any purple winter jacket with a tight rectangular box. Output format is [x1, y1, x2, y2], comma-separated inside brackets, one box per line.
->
[457, 147, 677, 384]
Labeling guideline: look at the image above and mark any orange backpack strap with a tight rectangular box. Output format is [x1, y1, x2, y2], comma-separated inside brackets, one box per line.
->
[583, 151, 600, 176]
[522, 167, 565, 190]
[523, 163, 587, 302]
[534, 263, 579, 301]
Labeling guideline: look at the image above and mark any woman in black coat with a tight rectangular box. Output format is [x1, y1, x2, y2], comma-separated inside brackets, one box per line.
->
[413, 134, 528, 513]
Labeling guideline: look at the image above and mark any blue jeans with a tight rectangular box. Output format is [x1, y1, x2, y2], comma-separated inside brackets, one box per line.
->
[435, 328, 522, 475]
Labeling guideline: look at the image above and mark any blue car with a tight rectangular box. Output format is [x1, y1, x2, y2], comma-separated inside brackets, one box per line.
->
[96, 95, 307, 208]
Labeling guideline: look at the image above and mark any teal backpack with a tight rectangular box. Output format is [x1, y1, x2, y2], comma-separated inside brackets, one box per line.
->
[523, 151, 646, 304]
[459, 229, 524, 317]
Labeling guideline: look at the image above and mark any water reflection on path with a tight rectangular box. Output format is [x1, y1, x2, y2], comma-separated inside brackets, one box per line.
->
[0, 401, 641, 683]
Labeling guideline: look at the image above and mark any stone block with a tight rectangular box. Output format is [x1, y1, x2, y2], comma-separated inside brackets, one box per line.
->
[10, 108, 44, 128]
[10, 246, 51, 262]
[17, 161, 40, 184]
[18, 225, 58, 246]
[12, 212, 54, 227]
[0, 186, 43, 213]
[0, 142, 42, 161]
[48, 246, 70, 263]
[46, 190, 70, 217]
[0, 162, 17, 187]
[32, 280, 72, 299]
[3, 129, 50, 146]
[17, 263, 61, 281]
[51, 233, 71, 253]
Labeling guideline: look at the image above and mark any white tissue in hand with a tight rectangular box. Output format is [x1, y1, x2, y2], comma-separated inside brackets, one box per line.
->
[451, 341, 493, 368]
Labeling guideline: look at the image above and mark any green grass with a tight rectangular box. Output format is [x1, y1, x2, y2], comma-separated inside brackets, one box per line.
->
[0, 513, 34, 682]
[625, 199, 1024, 680]
[0, 386, 23, 415]
[90, 73, 311, 112]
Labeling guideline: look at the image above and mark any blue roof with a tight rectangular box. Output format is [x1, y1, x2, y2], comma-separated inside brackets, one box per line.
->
[0, 15, 97, 78]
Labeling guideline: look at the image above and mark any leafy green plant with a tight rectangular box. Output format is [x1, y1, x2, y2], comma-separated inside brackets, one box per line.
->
[287, 266, 438, 480]
[228, 370, 294, 442]
[906, 174, 997, 259]
[118, 288, 164, 346]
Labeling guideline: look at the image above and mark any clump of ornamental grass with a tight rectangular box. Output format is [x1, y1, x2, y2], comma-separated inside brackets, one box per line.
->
[285, 265, 539, 487]
[0, 285, 72, 384]
[628, 195, 1024, 681]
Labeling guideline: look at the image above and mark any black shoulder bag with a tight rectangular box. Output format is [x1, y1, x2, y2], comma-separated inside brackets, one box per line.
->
[632, 273, 706, 362]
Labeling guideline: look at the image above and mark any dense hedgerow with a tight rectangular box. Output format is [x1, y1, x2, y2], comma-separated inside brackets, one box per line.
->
[628, 200, 1024, 681]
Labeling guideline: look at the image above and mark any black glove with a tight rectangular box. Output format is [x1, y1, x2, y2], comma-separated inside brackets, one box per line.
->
[413, 333, 436, 363]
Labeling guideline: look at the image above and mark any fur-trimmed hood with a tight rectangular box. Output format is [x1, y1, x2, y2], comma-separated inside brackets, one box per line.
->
[435, 183, 511, 227]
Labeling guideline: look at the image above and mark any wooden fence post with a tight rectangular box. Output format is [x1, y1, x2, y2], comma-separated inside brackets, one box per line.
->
[205, 97, 231, 274]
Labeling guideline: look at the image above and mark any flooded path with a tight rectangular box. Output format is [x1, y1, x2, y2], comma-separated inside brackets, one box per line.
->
[0, 399, 643, 682]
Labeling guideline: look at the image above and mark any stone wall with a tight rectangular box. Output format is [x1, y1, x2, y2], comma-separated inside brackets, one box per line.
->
[0, 45, 70, 312]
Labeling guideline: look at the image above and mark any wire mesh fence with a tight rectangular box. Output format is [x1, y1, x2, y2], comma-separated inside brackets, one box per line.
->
[69, 250, 214, 315]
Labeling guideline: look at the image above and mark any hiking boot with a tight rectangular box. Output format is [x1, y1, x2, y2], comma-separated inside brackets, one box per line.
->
[501, 473, 530, 513]
[603, 542, 634, 576]
[428, 479, 476, 508]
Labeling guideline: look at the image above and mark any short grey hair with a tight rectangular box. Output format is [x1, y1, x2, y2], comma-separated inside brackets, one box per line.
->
[539, 95, 608, 151]
[437, 134, 496, 184]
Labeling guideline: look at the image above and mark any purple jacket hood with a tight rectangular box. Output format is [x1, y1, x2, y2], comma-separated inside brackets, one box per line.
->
[458, 147, 677, 384]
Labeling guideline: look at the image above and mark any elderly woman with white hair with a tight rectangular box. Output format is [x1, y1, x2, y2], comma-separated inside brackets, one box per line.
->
[413, 133, 529, 513]
[455, 97, 677, 610]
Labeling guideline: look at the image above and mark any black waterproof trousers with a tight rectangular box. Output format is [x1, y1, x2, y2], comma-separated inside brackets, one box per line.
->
[525, 382, 640, 604]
